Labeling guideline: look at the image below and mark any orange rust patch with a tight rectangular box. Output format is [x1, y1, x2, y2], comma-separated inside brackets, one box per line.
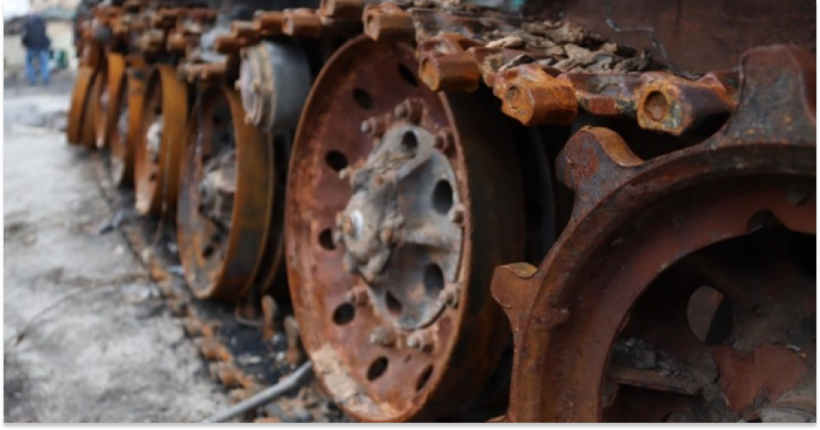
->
[713, 342, 809, 413]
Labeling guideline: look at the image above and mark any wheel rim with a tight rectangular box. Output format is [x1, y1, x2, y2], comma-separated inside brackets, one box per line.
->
[81, 72, 102, 150]
[93, 63, 110, 149]
[109, 63, 131, 186]
[492, 46, 816, 423]
[177, 86, 280, 300]
[286, 36, 525, 422]
[134, 64, 189, 217]
[111, 56, 148, 188]
[96, 53, 126, 150]
[67, 66, 96, 145]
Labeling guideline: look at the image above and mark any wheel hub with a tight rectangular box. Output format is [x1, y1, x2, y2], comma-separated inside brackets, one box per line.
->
[286, 36, 526, 422]
[337, 116, 462, 331]
[198, 149, 236, 229]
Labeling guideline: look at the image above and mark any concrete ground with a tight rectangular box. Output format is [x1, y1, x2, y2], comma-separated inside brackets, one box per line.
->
[3, 74, 230, 422]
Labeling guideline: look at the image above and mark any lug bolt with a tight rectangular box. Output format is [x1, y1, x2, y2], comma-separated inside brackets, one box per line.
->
[434, 130, 454, 154]
[360, 117, 386, 137]
[369, 326, 396, 347]
[394, 100, 422, 124]
[448, 204, 465, 225]
[438, 283, 460, 308]
[346, 286, 369, 306]
[406, 331, 434, 352]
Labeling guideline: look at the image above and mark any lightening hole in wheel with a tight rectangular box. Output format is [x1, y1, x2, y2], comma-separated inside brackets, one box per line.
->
[687, 286, 733, 345]
[353, 88, 374, 110]
[202, 245, 215, 258]
[432, 180, 453, 215]
[423, 264, 444, 297]
[366, 357, 388, 381]
[332, 303, 355, 325]
[386, 292, 403, 317]
[401, 131, 418, 154]
[416, 365, 433, 392]
[325, 150, 348, 172]
[318, 229, 335, 251]
[211, 114, 223, 128]
[398, 63, 418, 87]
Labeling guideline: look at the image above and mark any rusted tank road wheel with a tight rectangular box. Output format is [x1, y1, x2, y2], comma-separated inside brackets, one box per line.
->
[81, 71, 103, 150]
[286, 36, 525, 422]
[67, 66, 96, 146]
[109, 56, 147, 188]
[492, 46, 816, 423]
[178, 86, 282, 301]
[92, 60, 110, 149]
[134, 64, 189, 217]
[94, 53, 126, 150]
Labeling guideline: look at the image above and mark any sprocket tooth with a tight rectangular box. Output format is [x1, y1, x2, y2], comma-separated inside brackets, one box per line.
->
[490, 263, 539, 347]
[555, 127, 643, 215]
[720, 45, 816, 147]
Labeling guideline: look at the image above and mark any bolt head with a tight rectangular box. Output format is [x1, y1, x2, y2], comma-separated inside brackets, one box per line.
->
[360, 120, 372, 134]
[448, 204, 465, 225]
[369, 326, 396, 347]
[438, 283, 460, 308]
[406, 332, 433, 352]
[406, 335, 420, 349]
[346, 286, 369, 306]
[394, 103, 408, 119]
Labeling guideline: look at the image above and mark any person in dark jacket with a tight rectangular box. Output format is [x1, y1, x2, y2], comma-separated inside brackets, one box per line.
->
[22, 13, 52, 85]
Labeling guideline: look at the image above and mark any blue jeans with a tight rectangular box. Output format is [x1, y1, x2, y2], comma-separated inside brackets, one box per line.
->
[25, 49, 51, 84]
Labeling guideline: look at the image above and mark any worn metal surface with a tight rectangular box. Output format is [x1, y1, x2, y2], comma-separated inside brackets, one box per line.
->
[491, 45, 816, 422]
[525, 0, 816, 75]
[111, 56, 149, 188]
[66, 66, 97, 146]
[95, 53, 125, 150]
[81, 72, 103, 150]
[177, 85, 283, 301]
[285, 36, 524, 422]
[133, 64, 189, 217]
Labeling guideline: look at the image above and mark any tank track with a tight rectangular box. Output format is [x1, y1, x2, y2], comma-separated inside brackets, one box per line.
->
[65, 0, 816, 423]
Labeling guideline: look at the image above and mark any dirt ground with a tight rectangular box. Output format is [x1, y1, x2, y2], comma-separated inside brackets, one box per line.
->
[3, 73, 231, 423]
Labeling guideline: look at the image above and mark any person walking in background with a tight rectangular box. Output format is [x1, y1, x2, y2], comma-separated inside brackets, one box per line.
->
[22, 13, 52, 85]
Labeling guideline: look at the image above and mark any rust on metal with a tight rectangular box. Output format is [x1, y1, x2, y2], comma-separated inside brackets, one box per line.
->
[282, 9, 323, 39]
[66, 66, 96, 145]
[133, 64, 189, 217]
[492, 45, 815, 423]
[363, 3, 415, 42]
[177, 85, 283, 301]
[492, 62, 577, 126]
[286, 35, 524, 422]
